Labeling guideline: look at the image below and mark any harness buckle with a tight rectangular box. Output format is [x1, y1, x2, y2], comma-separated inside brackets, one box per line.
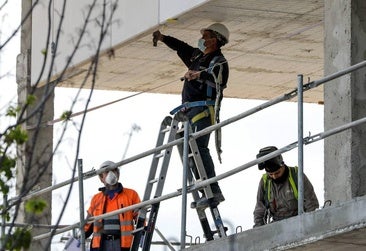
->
[104, 234, 120, 240]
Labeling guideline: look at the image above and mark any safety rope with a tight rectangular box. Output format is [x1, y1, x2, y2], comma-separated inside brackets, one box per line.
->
[26, 80, 175, 130]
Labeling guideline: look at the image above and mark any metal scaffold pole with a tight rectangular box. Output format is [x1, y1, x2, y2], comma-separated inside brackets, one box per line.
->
[297, 74, 304, 215]
[180, 121, 189, 250]
[78, 159, 86, 251]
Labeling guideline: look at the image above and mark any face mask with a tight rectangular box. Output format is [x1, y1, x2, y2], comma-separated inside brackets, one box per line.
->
[197, 38, 206, 52]
[105, 171, 118, 186]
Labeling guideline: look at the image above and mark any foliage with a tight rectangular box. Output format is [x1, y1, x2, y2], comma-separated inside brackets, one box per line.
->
[3, 227, 32, 251]
[25, 198, 48, 215]
[4, 125, 28, 145]
[0, 154, 16, 195]
[0, 103, 40, 250]
[0, 105, 27, 195]
[61, 110, 72, 121]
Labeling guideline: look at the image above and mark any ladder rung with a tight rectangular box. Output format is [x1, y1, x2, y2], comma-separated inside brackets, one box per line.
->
[148, 178, 159, 184]
[177, 128, 184, 134]
[154, 153, 164, 158]
[131, 226, 146, 234]
[161, 127, 171, 133]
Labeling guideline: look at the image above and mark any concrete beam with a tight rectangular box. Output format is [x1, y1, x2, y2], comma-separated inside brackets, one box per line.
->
[184, 195, 366, 251]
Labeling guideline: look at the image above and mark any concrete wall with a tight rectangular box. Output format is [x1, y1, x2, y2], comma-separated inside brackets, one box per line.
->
[324, 0, 366, 203]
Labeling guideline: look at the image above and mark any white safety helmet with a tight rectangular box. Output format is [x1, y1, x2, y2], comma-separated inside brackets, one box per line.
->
[99, 160, 118, 174]
[99, 160, 115, 169]
[201, 23, 229, 45]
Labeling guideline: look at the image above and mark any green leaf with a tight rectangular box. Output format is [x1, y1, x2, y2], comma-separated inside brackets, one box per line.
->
[60, 110, 72, 121]
[5, 125, 28, 145]
[5, 228, 32, 250]
[0, 181, 9, 195]
[0, 155, 16, 179]
[26, 94, 36, 106]
[6, 106, 18, 117]
[25, 199, 48, 215]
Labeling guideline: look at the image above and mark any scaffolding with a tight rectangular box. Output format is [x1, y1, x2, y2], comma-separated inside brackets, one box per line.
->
[3, 59, 366, 250]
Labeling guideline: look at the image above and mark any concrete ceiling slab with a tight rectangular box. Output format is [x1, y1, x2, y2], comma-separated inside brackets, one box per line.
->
[60, 0, 324, 103]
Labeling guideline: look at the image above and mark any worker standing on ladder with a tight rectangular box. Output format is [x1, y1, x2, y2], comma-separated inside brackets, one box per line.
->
[84, 161, 141, 251]
[152, 23, 230, 208]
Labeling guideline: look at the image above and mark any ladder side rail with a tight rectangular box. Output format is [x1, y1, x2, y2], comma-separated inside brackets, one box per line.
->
[142, 118, 172, 201]
[187, 169, 215, 241]
[131, 116, 173, 251]
[175, 125, 206, 204]
[180, 121, 190, 250]
[133, 117, 180, 251]
[187, 134, 214, 199]
[209, 207, 227, 238]
[175, 120, 216, 242]
[188, 135, 226, 239]
[141, 203, 160, 251]
[153, 117, 180, 197]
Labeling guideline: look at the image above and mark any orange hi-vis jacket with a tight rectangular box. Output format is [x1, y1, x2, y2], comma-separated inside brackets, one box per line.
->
[84, 183, 141, 249]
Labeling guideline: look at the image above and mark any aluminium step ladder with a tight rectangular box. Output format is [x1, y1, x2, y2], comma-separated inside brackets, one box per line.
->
[130, 113, 227, 251]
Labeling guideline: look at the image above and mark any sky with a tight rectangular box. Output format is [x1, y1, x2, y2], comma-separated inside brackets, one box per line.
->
[0, 1, 325, 250]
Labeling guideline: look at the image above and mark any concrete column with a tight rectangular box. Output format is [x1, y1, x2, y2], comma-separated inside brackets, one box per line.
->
[324, 0, 366, 203]
[16, 0, 54, 250]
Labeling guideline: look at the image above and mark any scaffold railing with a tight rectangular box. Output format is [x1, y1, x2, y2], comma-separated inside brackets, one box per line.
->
[5, 59, 366, 249]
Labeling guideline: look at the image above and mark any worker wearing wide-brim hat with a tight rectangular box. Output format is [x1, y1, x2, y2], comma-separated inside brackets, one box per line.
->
[253, 146, 319, 227]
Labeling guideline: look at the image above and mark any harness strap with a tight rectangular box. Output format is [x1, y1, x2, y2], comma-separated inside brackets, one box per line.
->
[191, 109, 209, 124]
[289, 166, 298, 200]
[191, 106, 215, 124]
[262, 166, 299, 207]
[169, 100, 215, 115]
[170, 55, 225, 162]
[208, 56, 225, 163]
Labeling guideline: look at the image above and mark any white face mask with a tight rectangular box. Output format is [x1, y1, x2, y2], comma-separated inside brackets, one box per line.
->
[105, 171, 118, 186]
[197, 38, 206, 52]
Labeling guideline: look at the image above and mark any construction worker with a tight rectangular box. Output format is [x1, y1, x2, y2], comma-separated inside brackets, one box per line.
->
[84, 161, 141, 251]
[152, 23, 229, 208]
[253, 146, 319, 227]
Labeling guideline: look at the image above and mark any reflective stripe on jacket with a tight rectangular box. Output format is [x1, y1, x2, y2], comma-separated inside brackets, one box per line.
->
[253, 166, 319, 227]
[262, 166, 298, 205]
[84, 185, 140, 249]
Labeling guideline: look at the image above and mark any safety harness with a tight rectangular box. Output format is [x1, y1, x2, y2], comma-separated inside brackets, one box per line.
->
[170, 55, 226, 163]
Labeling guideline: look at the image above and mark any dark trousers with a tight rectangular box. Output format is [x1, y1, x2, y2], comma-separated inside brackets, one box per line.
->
[90, 239, 129, 251]
[186, 107, 222, 195]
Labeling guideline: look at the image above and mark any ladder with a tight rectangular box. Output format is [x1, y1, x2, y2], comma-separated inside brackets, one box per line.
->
[130, 113, 227, 251]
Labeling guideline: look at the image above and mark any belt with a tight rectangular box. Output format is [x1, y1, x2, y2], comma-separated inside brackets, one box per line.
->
[103, 234, 120, 240]
[170, 100, 215, 115]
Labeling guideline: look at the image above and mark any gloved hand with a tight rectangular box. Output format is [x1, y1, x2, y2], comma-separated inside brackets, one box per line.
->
[152, 30, 163, 46]
[63, 236, 81, 251]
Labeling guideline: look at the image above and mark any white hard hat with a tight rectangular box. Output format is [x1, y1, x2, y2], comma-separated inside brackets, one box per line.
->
[99, 160, 116, 170]
[201, 23, 229, 45]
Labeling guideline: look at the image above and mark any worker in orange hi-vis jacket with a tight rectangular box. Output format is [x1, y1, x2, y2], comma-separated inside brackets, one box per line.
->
[84, 161, 141, 251]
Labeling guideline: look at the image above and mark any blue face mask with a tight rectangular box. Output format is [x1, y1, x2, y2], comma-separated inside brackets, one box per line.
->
[197, 38, 206, 52]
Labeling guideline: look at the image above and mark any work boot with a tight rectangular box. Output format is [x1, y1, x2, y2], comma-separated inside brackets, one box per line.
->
[191, 193, 225, 209]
